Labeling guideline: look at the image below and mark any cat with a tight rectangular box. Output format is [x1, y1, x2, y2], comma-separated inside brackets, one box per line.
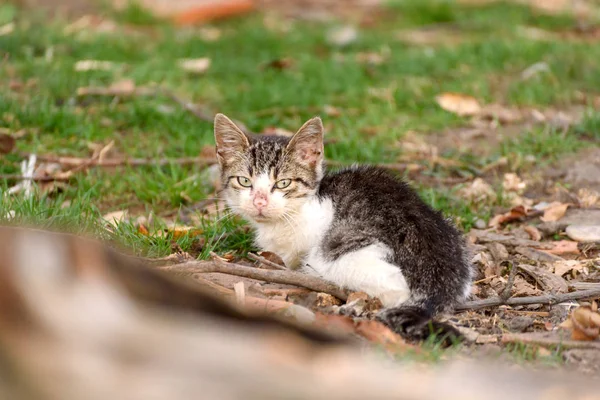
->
[213, 113, 473, 340]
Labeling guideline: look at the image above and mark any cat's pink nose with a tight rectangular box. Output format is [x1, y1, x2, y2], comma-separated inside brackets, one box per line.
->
[253, 192, 268, 210]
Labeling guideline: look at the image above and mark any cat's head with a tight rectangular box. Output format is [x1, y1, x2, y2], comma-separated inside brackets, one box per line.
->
[214, 114, 324, 224]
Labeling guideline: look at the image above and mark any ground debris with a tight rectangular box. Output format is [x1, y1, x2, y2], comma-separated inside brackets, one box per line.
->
[560, 304, 600, 341]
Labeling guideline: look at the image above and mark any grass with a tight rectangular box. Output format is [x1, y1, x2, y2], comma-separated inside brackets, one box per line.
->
[1, 0, 600, 257]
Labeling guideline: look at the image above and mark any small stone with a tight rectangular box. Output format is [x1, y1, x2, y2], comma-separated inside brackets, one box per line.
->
[474, 218, 487, 230]
[486, 242, 509, 261]
[566, 225, 600, 242]
[507, 316, 534, 332]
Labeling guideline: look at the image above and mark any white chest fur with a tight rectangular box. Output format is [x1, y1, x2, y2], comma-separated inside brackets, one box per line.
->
[251, 197, 411, 307]
[252, 197, 334, 269]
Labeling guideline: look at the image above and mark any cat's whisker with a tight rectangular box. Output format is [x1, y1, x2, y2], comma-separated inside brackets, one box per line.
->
[211, 210, 238, 225]
[281, 212, 300, 243]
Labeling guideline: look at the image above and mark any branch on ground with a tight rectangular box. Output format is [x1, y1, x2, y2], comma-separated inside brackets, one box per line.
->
[457, 288, 600, 311]
[157, 259, 349, 301]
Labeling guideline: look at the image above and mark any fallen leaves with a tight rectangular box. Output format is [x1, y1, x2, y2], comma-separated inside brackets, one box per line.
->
[0, 22, 14, 36]
[561, 304, 600, 341]
[74, 60, 116, 72]
[435, 92, 482, 117]
[523, 225, 542, 241]
[489, 205, 529, 228]
[459, 178, 497, 204]
[314, 313, 410, 349]
[164, 226, 204, 240]
[178, 58, 211, 74]
[327, 26, 358, 47]
[261, 58, 295, 70]
[553, 260, 583, 277]
[502, 173, 526, 193]
[102, 210, 128, 229]
[540, 202, 570, 222]
[577, 188, 600, 208]
[512, 275, 542, 297]
[542, 240, 580, 255]
[77, 79, 139, 97]
[0, 134, 16, 154]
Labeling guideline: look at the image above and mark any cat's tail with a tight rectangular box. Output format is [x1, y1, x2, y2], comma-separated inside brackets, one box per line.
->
[375, 299, 462, 345]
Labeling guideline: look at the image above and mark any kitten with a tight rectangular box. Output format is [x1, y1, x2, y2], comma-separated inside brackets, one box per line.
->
[214, 113, 473, 340]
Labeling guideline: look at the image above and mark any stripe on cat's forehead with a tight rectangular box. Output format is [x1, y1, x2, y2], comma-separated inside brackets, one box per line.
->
[248, 139, 287, 175]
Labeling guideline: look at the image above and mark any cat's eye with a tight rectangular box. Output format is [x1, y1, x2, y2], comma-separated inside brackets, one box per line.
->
[237, 176, 252, 187]
[274, 179, 292, 189]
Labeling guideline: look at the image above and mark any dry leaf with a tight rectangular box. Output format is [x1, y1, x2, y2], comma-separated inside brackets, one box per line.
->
[199, 27, 221, 41]
[78, 79, 137, 97]
[327, 26, 358, 47]
[518, 263, 568, 293]
[102, 210, 128, 228]
[512, 275, 542, 297]
[435, 93, 482, 116]
[355, 51, 387, 65]
[523, 225, 542, 241]
[541, 240, 580, 255]
[478, 104, 523, 124]
[0, 134, 16, 154]
[459, 178, 496, 203]
[553, 260, 583, 277]
[488, 205, 529, 228]
[502, 173, 526, 193]
[561, 306, 600, 341]
[107, 79, 135, 94]
[323, 105, 341, 117]
[540, 202, 569, 222]
[577, 188, 599, 208]
[0, 22, 14, 36]
[178, 58, 211, 74]
[171, 0, 254, 25]
[74, 60, 115, 72]
[354, 320, 408, 347]
[261, 58, 294, 70]
[164, 226, 203, 240]
[138, 224, 150, 236]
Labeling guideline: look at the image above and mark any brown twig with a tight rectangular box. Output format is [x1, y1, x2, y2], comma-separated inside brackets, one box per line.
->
[31, 154, 214, 168]
[247, 252, 287, 271]
[500, 261, 516, 302]
[457, 288, 600, 311]
[0, 174, 71, 182]
[501, 332, 600, 350]
[157, 259, 348, 301]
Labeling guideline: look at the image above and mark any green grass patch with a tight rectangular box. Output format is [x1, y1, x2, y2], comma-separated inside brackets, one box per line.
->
[1, 1, 599, 256]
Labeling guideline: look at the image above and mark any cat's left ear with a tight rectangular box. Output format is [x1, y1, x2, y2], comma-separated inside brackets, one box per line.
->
[286, 117, 324, 168]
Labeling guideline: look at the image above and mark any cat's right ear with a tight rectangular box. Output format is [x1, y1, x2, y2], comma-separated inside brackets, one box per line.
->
[214, 113, 250, 165]
[286, 117, 324, 169]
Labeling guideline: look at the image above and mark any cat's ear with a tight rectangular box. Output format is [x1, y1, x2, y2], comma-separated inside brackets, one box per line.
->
[214, 113, 250, 165]
[287, 117, 324, 168]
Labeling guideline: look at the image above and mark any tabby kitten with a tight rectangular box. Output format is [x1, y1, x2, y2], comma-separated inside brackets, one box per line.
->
[214, 114, 473, 340]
